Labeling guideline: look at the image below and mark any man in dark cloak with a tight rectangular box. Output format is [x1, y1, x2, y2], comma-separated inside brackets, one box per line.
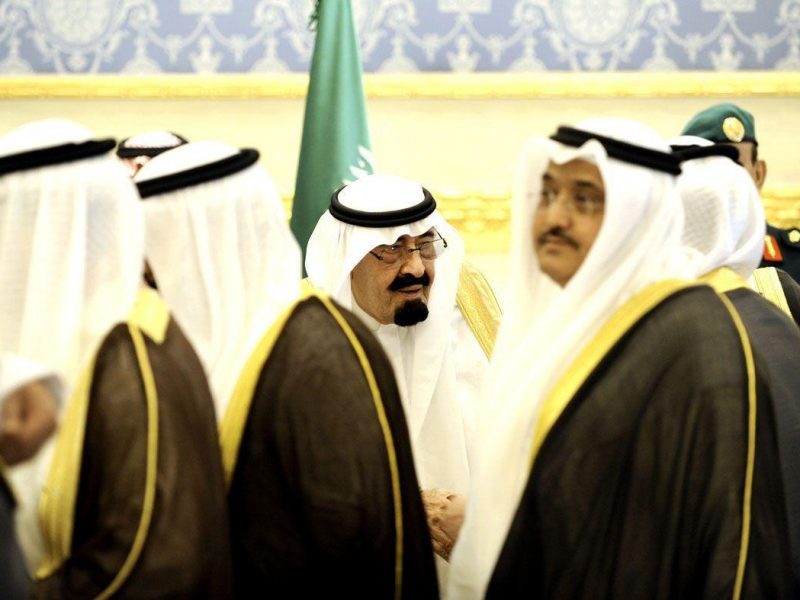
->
[672, 139, 800, 595]
[135, 141, 438, 599]
[0, 119, 232, 598]
[448, 118, 792, 599]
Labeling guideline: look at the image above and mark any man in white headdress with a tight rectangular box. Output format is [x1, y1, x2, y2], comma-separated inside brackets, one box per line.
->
[304, 175, 501, 561]
[0, 119, 232, 598]
[682, 103, 800, 316]
[116, 130, 189, 288]
[672, 137, 800, 594]
[448, 119, 792, 599]
[135, 142, 438, 598]
[116, 130, 188, 177]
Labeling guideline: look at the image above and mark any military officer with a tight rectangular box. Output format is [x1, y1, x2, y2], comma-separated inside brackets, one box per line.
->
[681, 103, 800, 284]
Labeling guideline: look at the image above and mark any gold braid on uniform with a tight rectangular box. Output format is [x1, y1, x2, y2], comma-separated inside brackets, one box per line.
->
[456, 261, 502, 360]
[751, 267, 793, 318]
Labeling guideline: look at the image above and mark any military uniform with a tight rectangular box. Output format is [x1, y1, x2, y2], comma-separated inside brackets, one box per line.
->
[762, 224, 800, 284]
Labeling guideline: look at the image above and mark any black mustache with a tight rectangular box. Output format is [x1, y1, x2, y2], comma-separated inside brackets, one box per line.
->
[537, 228, 579, 249]
[389, 273, 431, 291]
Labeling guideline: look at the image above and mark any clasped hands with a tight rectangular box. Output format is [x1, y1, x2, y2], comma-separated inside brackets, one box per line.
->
[421, 488, 466, 561]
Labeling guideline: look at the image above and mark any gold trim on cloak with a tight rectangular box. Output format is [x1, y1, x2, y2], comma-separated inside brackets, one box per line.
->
[715, 294, 757, 600]
[697, 268, 764, 599]
[128, 286, 170, 344]
[456, 262, 502, 360]
[37, 288, 167, 598]
[702, 265, 794, 318]
[527, 279, 700, 468]
[699, 266, 750, 293]
[525, 278, 755, 600]
[218, 287, 404, 600]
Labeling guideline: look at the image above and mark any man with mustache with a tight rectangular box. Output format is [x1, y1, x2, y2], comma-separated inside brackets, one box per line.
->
[136, 146, 437, 598]
[305, 174, 501, 577]
[449, 118, 792, 598]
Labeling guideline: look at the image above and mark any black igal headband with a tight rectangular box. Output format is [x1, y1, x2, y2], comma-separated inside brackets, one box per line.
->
[670, 143, 741, 165]
[0, 139, 116, 176]
[550, 126, 682, 175]
[329, 184, 437, 228]
[116, 133, 189, 158]
[136, 148, 260, 199]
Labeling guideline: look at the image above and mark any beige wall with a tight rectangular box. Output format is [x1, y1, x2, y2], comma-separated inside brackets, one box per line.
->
[2, 94, 798, 296]
[3, 95, 799, 190]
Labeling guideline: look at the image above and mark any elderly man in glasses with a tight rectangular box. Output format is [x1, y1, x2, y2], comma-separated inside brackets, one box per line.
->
[305, 174, 501, 576]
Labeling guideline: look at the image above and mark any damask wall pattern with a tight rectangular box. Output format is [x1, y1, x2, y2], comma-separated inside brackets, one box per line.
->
[0, 0, 797, 74]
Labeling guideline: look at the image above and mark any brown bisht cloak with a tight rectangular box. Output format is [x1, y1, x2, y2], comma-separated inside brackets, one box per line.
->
[487, 283, 792, 599]
[706, 267, 800, 596]
[221, 289, 438, 599]
[36, 288, 232, 598]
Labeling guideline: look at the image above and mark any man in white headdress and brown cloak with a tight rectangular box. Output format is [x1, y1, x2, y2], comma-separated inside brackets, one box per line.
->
[671, 137, 800, 594]
[0, 119, 232, 598]
[136, 142, 438, 598]
[304, 174, 501, 567]
[448, 118, 792, 599]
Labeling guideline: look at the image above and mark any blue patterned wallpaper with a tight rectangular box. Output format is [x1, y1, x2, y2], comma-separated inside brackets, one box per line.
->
[0, 0, 797, 74]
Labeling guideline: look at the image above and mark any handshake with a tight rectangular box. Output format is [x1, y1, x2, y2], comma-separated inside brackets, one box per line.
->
[421, 488, 467, 561]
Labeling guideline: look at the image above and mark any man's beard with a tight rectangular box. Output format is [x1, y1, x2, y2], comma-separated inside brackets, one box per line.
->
[394, 298, 429, 327]
[389, 272, 431, 326]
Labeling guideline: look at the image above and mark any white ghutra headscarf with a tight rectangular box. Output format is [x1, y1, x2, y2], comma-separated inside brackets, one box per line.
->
[0, 118, 144, 571]
[671, 135, 765, 279]
[0, 119, 143, 387]
[136, 141, 301, 418]
[305, 174, 471, 493]
[448, 118, 693, 599]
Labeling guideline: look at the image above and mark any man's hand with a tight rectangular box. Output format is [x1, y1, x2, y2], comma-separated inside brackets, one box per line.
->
[0, 381, 57, 466]
[421, 488, 467, 561]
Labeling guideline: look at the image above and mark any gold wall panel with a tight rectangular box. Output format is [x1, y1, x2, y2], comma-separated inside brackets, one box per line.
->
[2, 72, 800, 99]
[281, 186, 800, 252]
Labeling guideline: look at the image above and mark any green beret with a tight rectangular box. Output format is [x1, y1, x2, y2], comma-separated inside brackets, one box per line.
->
[681, 102, 757, 145]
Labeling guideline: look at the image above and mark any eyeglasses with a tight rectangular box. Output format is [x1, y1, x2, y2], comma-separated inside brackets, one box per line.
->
[537, 187, 605, 216]
[369, 234, 448, 265]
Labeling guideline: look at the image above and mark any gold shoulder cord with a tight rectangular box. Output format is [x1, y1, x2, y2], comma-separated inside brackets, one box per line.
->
[751, 267, 793, 317]
[38, 288, 167, 598]
[456, 262, 502, 359]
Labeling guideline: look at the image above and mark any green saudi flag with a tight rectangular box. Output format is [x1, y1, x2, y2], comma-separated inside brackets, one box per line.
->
[291, 0, 374, 257]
